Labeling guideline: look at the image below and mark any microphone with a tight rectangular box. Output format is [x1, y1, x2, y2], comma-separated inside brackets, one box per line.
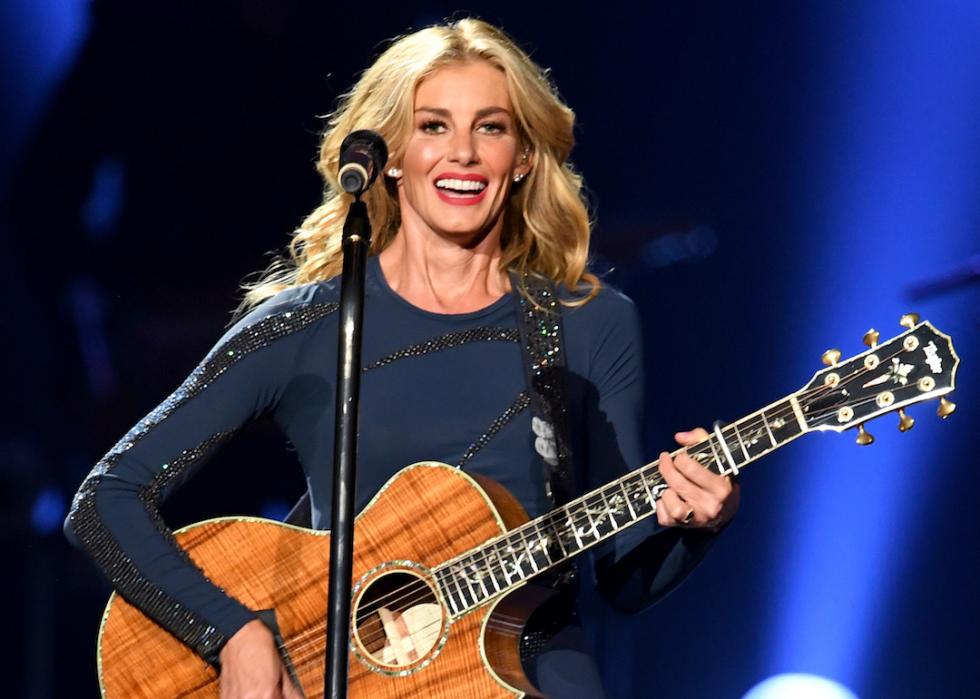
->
[338, 130, 388, 195]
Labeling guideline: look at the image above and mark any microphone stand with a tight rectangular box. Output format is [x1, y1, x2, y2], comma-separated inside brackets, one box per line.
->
[324, 196, 371, 699]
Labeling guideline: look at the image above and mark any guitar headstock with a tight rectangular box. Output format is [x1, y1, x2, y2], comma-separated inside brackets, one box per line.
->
[799, 314, 959, 442]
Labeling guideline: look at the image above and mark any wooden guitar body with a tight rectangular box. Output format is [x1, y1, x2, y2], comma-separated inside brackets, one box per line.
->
[98, 463, 542, 698]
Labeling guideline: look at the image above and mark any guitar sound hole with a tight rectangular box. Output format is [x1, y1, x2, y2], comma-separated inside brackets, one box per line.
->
[352, 570, 444, 669]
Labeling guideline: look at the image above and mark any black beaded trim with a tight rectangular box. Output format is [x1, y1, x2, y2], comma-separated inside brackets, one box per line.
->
[141, 431, 233, 516]
[67, 302, 337, 662]
[512, 275, 574, 507]
[363, 327, 518, 371]
[72, 303, 339, 465]
[456, 391, 532, 469]
[71, 431, 234, 663]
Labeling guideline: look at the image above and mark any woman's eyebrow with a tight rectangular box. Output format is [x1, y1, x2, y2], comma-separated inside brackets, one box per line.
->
[414, 106, 512, 119]
[474, 107, 512, 119]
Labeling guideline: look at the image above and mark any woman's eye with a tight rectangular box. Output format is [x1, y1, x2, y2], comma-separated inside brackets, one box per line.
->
[478, 121, 507, 134]
[420, 120, 447, 134]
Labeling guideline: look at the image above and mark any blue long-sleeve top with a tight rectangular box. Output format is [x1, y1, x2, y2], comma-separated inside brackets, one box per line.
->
[65, 256, 714, 665]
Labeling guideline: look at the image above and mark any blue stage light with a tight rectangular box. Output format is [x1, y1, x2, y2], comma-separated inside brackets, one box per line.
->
[641, 225, 718, 268]
[31, 487, 67, 536]
[260, 499, 291, 522]
[81, 156, 125, 239]
[744, 674, 859, 699]
[1, 0, 89, 142]
[767, 0, 980, 689]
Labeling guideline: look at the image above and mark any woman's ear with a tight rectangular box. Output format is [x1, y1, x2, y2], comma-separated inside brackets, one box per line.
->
[513, 145, 533, 182]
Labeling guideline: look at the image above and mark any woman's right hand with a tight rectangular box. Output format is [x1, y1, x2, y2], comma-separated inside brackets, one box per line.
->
[219, 619, 304, 699]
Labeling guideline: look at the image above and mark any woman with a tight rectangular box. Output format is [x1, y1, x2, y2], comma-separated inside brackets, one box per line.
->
[66, 18, 738, 698]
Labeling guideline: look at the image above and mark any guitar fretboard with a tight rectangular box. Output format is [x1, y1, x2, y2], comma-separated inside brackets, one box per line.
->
[434, 396, 806, 617]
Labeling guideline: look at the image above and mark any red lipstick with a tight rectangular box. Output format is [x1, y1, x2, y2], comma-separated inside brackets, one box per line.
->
[433, 172, 489, 206]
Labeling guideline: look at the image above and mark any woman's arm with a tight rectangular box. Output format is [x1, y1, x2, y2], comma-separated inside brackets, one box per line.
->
[64, 289, 336, 665]
[569, 289, 736, 613]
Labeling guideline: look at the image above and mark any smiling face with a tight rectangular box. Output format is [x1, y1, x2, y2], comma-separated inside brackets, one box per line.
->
[395, 60, 530, 244]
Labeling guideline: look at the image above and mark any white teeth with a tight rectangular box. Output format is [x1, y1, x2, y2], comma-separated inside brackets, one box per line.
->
[435, 178, 487, 192]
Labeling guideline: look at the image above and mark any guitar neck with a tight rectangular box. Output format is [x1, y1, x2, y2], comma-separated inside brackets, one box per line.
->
[434, 393, 809, 617]
[435, 315, 963, 616]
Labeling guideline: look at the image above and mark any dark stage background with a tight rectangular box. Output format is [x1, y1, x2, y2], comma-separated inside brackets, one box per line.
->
[3, 2, 978, 698]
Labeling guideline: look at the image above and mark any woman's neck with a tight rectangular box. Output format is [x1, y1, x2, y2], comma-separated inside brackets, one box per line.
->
[378, 223, 510, 314]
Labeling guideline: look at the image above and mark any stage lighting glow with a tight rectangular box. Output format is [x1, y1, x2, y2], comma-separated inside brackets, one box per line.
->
[260, 498, 290, 522]
[641, 225, 718, 267]
[2, 0, 89, 137]
[31, 487, 66, 535]
[768, 0, 980, 689]
[743, 674, 859, 699]
[81, 156, 125, 238]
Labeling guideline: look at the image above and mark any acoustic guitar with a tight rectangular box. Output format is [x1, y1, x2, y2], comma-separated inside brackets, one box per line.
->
[96, 315, 959, 697]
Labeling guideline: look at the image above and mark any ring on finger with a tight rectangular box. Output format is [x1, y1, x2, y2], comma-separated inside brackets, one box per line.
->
[682, 508, 695, 525]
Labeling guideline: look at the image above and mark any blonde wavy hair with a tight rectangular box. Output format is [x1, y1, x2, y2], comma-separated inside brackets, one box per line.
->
[241, 17, 599, 311]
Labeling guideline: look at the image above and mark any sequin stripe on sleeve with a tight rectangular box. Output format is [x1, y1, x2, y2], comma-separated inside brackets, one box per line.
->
[67, 301, 337, 661]
[69, 301, 339, 522]
[72, 431, 235, 661]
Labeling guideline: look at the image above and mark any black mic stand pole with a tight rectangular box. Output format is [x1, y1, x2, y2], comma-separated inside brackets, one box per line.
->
[324, 195, 371, 699]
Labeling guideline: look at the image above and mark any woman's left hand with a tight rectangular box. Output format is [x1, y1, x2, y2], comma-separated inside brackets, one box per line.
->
[656, 428, 740, 532]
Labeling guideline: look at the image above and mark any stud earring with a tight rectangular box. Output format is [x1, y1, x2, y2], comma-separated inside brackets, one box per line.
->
[513, 172, 526, 183]
[386, 167, 402, 178]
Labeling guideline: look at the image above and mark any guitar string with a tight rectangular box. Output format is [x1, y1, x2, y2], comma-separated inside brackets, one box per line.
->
[347, 461, 683, 637]
[350, 342, 915, 625]
[350, 388, 936, 652]
[310, 343, 922, 653]
[354, 379, 942, 658]
[289, 466, 675, 663]
[283, 342, 931, 659]
[296, 435, 748, 661]
[334, 345, 923, 652]
[349, 369, 835, 624]
[289, 381, 924, 666]
[304, 447, 797, 657]
[348, 439, 738, 653]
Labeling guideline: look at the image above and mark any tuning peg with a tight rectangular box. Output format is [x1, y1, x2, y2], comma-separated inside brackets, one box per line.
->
[937, 397, 956, 419]
[863, 328, 879, 348]
[821, 348, 842, 366]
[897, 409, 914, 432]
[899, 313, 920, 329]
[855, 423, 875, 445]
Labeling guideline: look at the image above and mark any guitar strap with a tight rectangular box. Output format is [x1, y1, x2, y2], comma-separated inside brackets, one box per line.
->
[511, 273, 581, 667]
[509, 272, 576, 512]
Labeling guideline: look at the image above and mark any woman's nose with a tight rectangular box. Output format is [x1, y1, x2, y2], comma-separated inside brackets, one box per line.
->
[448, 129, 477, 165]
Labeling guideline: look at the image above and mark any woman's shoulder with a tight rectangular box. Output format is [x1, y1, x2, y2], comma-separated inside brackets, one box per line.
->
[219, 279, 342, 345]
[262, 278, 341, 311]
[557, 279, 643, 374]
[561, 280, 640, 331]
[246, 279, 340, 319]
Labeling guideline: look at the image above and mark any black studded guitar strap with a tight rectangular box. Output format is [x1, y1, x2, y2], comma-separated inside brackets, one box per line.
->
[510, 272, 576, 511]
